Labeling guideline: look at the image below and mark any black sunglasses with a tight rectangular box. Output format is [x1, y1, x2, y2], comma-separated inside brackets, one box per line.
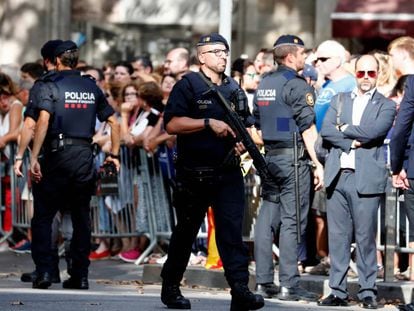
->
[315, 57, 332, 63]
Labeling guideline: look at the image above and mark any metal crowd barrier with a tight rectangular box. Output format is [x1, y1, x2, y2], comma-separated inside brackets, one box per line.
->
[378, 185, 414, 282]
[242, 168, 261, 241]
[90, 144, 258, 265]
[4, 138, 414, 281]
[11, 146, 33, 231]
[0, 144, 33, 245]
[90, 146, 139, 239]
[89, 145, 175, 265]
[0, 146, 13, 244]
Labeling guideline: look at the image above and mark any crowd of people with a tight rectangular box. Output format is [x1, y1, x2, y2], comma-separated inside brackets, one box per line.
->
[1, 32, 414, 310]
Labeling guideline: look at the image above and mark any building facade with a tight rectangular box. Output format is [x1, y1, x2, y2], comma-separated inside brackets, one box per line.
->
[0, 0, 335, 67]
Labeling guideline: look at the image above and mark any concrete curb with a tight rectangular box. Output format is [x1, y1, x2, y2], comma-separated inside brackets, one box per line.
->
[143, 264, 414, 303]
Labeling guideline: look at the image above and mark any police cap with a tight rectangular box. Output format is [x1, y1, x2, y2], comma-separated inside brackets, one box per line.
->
[40, 40, 63, 60]
[273, 35, 305, 49]
[197, 33, 229, 50]
[54, 40, 78, 57]
[303, 64, 318, 81]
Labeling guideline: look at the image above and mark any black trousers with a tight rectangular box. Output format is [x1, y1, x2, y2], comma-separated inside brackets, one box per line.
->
[31, 145, 95, 279]
[161, 168, 249, 287]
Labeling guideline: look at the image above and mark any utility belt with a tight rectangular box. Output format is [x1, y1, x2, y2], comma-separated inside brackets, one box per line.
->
[173, 150, 240, 183]
[176, 163, 239, 185]
[43, 135, 91, 153]
[265, 145, 305, 158]
[178, 166, 217, 184]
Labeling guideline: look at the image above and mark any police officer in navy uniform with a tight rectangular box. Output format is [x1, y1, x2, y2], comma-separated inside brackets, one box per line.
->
[29, 40, 120, 290]
[253, 35, 324, 301]
[14, 39, 68, 285]
[160, 33, 264, 311]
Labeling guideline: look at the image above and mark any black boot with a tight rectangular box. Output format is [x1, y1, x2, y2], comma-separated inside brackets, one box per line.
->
[21, 270, 61, 283]
[32, 272, 52, 289]
[161, 281, 191, 309]
[62, 276, 89, 289]
[231, 283, 264, 311]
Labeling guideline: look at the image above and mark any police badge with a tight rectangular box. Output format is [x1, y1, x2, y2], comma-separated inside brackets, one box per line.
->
[305, 92, 314, 106]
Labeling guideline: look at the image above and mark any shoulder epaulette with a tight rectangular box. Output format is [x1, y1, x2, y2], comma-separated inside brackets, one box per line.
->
[282, 70, 297, 81]
[81, 74, 96, 82]
[36, 70, 60, 82]
[261, 69, 278, 79]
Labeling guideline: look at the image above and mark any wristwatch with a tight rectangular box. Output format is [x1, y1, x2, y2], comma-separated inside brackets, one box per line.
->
[109, 153, 120, 159]
[204, 118, 210, 129]
[15, 155, 23, 161]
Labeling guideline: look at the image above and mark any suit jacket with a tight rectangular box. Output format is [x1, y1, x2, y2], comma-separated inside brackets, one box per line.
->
[320, 90, 396, 194]
[391, 75, 414, 177]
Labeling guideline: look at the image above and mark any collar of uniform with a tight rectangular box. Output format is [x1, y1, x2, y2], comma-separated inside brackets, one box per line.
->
[199, 69, 228, 85]
[351, 87, 376, 100]
[59, 69, 81, 76]
[278, 64, 299, 75]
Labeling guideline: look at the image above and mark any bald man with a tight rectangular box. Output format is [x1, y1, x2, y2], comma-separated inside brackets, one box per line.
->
[318, 54, 395, 309]
[163, 47, 190, 80]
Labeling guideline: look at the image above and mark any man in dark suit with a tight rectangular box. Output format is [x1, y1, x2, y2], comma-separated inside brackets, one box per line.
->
[390, 50, 414, 311]
[318, 54, 396, 309]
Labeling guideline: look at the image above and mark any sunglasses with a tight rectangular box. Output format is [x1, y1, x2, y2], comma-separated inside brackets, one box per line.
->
[355, 70, 377, 79]
[315, 57, 331, 63]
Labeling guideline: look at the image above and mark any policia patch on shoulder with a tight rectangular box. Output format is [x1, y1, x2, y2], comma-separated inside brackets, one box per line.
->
[305, 92, 314, 106]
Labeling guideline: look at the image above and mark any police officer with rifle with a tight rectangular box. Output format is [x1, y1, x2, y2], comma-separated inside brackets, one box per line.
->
[160, 33, 264, 311]
[29, 40, 120, 290]
[253, 35, 324, 301]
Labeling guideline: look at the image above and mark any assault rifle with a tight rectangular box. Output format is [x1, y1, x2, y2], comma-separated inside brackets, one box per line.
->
[198, 73, 273, 184]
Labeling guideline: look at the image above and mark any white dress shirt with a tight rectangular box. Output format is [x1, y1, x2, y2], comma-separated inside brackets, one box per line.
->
[340, 88, 376, 169]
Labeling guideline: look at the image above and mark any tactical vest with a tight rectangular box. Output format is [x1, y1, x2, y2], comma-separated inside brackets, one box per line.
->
[175, 72, 241, 168]
[255, 69, 299, 142]
[182, 71, 240, 117]
[42, 71, 98, 139]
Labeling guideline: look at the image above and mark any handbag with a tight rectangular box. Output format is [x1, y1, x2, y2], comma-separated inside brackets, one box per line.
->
[314, 93, 344, 164]
[130, 110, 150, 136]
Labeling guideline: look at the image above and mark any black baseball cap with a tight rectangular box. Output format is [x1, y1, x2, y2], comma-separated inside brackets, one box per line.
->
[40, 39, 63, 60]
[273, 35, 305, 49]
[54, 40, 78, 57]
[197, 33, 229, 50]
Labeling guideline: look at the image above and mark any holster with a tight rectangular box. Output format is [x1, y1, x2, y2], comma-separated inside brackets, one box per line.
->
[44, 135, 91, 154]
[261, 182, 280, 203]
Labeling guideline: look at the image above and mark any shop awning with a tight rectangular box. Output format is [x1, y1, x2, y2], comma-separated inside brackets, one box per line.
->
[331, 0, 414, 39]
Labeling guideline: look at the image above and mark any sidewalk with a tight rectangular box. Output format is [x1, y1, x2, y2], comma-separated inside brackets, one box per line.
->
[0, 250, 143, 283]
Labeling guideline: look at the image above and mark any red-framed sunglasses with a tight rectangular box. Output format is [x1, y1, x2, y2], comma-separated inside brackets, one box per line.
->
[355, 70, 377, 79]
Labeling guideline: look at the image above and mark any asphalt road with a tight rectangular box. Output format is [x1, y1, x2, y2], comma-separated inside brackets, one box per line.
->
[0, 251, 401, 311]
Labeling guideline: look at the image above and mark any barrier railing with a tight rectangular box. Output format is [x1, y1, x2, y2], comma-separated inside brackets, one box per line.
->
[0, 145, 14, 244]
[3, 139, 414, 281]
[90, 145, 175, 264]
[11, 146, 33, 231]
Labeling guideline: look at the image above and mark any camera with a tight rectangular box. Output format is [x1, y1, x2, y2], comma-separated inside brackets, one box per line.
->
[97, 162, 118, 195]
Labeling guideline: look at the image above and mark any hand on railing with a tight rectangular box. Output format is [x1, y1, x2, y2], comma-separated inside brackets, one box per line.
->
[14, 157, 24, 177]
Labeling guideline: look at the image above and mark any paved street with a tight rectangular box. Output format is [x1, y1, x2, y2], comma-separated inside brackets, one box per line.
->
[0, 251, 403, 311]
